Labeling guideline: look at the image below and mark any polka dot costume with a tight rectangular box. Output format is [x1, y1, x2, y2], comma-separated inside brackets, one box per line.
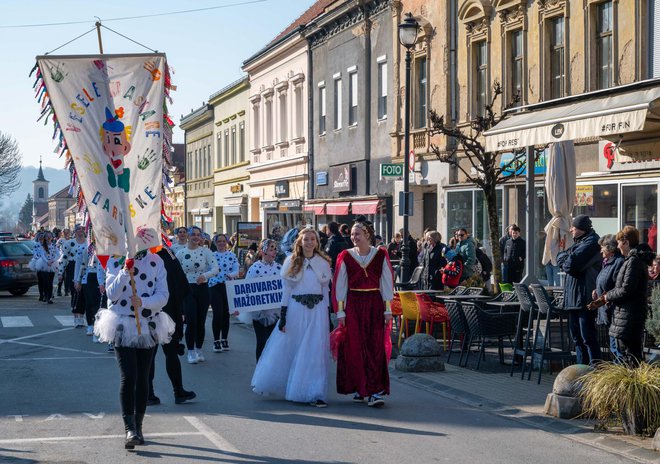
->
[175, 246, 218, 284]
[58, 239, 86, 278]
[94, 253, 175, 348]
[208, 250, 239, 287]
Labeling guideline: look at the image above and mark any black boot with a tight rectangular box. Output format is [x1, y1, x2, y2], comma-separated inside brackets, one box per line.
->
[122, 414, 139, 449]
[135, 413, 145, 445]
[174, 387, 197, 404]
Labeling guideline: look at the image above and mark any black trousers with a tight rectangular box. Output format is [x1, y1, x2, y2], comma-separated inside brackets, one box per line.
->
[184, 283, 209, 350]
[63, 260, 74, 295]
[615, 335, 644, 366]
[568, 308, 602, 365]
[37, 271, 55, 301]
[148, 339, 184, 396]
[253, 319, 276, 361]
[115, 346, 155, 418]
[209, 283, 230, 341]
[82, 273, 102, 326]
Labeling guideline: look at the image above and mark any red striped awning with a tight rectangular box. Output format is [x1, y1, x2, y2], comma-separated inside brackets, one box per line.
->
[303, 203, 326, 215]
[325, 202, 351, 215]
[351, 200, 380, 214]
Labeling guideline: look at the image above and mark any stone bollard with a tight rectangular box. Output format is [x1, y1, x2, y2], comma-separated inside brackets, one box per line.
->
[543, 364, 593, 419]
[653, 427, 660, 452]
[394, 333, 445, 372]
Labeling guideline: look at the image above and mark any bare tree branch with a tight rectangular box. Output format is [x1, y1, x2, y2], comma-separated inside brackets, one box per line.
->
[0, 132, 22, 199]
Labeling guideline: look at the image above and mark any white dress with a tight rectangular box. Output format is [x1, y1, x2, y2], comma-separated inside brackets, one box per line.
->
[251, 254, 331, 403]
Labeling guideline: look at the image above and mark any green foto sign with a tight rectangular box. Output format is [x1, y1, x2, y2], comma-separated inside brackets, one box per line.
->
[381, 163, 403, 177]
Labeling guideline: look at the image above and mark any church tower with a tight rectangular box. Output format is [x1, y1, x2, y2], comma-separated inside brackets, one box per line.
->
[32, 157, 49, 230]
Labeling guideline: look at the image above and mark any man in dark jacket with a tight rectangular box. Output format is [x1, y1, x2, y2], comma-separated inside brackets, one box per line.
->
[556, 215, 602, 365]
[604, 227, 653, 365]
[324, 222, 350, 270]
[503, 225, 525, 283]
[149, 248, 196, 405]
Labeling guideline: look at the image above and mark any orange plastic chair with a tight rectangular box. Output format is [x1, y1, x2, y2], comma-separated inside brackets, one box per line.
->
[397, 291, 421, 348]
[391, 293, 403, 333]
[415, 293, 450, 351]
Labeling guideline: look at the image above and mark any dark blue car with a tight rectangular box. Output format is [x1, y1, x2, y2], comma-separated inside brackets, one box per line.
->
[0, 241, 37, 296]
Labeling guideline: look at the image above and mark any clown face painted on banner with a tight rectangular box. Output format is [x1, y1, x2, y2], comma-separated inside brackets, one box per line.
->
[101, 107, 132, 193]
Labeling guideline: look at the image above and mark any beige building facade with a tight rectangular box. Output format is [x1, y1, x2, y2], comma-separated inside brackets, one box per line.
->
[209, 77, 250, 235]
[180, 104, 214, 234]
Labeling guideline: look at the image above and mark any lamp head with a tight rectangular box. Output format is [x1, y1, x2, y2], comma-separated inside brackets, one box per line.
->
[398, 12, 419, 49]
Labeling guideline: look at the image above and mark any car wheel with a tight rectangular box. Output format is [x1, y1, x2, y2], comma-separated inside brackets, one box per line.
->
[8, 287, 29, 296]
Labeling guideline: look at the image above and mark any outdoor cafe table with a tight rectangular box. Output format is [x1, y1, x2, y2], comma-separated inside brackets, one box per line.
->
[434, 294, 493, 303]
[484, 300, 521, 313]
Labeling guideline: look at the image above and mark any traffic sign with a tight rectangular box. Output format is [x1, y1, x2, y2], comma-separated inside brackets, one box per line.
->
[381, 163, 404, 178]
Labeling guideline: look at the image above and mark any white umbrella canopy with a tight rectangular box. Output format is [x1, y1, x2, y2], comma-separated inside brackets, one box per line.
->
[543, 141, 576, 266]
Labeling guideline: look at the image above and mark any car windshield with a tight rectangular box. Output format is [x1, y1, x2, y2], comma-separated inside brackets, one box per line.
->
[0, 242, 33, 257]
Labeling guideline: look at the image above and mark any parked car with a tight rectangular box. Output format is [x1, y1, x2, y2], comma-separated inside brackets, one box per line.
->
[0, 232, 16, 242]
[0, 241, 37, 296]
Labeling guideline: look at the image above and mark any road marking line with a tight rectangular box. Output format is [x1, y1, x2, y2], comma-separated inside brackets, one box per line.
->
[184, 416, 240, 453]
[1, 340, 104, 356]
[0, 432, 203, 445]
[1, 316, 34, 328]
[0, 356, 115, 361]
[54, 315, 75, 326]
[0, 327, 74, 344]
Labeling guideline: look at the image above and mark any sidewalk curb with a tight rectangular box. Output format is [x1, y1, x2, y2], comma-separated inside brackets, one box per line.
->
[392, 368, 660, 464]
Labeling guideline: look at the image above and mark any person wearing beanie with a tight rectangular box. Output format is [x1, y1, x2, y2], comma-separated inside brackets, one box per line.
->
[556, 214, 603, 365]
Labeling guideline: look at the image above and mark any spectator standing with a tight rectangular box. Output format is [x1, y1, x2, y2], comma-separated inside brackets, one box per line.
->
[503, 226, 526, 283]
[556, 215, 602, 365]
[387, 232, 402, 262]
[421, 231, 446, 290]
[324, 222, 350, 271]
[499, 224, 515, 284]
[456, 228, 478, 280]
[340, 223, 352, 248]
[604, 227, 654, 364]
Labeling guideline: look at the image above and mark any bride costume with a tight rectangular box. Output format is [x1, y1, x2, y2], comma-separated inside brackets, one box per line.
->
[251, 253, 331, 404]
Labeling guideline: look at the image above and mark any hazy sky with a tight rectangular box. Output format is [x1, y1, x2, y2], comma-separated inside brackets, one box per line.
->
[1, 0, 310, 169]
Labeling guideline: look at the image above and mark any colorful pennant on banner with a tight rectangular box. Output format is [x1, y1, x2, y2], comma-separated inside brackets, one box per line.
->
[31, 54, 175, 264]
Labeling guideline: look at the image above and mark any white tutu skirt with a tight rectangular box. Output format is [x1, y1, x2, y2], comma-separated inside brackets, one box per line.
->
[94, 309, 175, 348]
[251, 298, 330, 403]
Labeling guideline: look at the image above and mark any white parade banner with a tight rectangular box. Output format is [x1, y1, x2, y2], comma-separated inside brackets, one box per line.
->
[36, 53, 168, 258]
[226, 276, 284, 313]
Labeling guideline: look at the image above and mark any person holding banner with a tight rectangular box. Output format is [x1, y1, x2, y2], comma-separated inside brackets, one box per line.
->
[333, 221, 394, 408]
[94, 250, 174, 449]
[239, 239, 282, 360]
[208, 234, 239, 353]
[176, 226, 219, 364]
[251, 228, 332, 408]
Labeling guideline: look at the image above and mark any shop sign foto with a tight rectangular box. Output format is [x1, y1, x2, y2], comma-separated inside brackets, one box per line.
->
[381, 163, 403, 178]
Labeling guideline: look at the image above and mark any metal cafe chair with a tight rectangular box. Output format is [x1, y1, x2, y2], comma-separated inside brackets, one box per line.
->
[395, 265, 424, 291]
[511, 283, 538, 379]
[445, 300, 470, 367]
[461, 301, 517, 370]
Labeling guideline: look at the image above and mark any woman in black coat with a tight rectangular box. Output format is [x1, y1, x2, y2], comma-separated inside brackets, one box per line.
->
[421, 231, 447, 290]
[604, 226, 654, 365]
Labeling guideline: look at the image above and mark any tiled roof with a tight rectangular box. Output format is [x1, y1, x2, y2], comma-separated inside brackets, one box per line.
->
[269, 0, 338, 46]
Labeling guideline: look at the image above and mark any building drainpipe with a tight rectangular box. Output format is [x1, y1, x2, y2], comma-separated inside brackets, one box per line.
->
[183, 131, 188, 228]
[450, 0, 457, 127]
[364, 9, 372, 197]
[307, 38, 315, 201]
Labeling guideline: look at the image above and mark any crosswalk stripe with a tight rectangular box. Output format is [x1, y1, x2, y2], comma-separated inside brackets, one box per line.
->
[54, 316, 75, 327]
[1, 316, 34, 328]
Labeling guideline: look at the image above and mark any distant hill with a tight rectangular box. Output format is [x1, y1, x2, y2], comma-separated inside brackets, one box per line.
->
[0, 165, 70, 214]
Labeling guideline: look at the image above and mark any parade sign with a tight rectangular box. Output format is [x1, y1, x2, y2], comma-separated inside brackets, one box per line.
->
[35, 54, 169, 258]
[226, 275, 283, 313]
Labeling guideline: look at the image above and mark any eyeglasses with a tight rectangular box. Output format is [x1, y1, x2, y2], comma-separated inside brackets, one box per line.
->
[458, 233, 466, 237]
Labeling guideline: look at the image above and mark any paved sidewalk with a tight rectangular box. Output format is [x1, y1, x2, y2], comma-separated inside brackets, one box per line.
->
[391, 360, 660, 463]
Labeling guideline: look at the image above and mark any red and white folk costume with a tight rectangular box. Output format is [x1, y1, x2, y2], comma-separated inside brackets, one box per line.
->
[333, 246, 394, 397]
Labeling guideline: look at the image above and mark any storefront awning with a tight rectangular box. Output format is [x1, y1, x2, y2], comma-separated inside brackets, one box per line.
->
[351, 200, 380, 215]
[303, 203, 326, 215]
[325, 202, 350, 216]
[484, 82, 660, 152]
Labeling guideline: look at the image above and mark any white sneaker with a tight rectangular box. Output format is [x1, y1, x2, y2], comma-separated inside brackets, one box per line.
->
[86, 326, 94, 336]
[187, 351, 198, 364]
[195, 349, 205, 362]
[92, 335, 99, 343]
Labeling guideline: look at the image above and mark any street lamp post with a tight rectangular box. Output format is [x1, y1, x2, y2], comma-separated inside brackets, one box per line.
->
[398, 12, 419, 283]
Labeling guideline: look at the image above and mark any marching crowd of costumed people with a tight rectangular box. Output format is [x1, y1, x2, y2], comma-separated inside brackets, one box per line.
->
[25, 211, 656, 448]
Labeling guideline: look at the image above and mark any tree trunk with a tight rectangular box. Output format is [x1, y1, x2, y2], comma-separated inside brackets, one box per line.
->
[484, 183, 502, 293]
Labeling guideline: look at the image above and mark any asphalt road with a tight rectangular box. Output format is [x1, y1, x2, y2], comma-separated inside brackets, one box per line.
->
[0, 288, 635, 463]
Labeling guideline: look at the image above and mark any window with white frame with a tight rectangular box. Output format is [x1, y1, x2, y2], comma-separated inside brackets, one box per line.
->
[252, 103, 260, 149]
[377, 59, 387, 119]
[207, 144, 212, 174]
[231, 126, 237, 165]
[294, 84, 303, 139]
[334, 75, 342, 130]
[216, 133, 222, 167]
[509, 29, 523, 106]
[348, 70, 358, 126]
[224, 130, 229, 166]
[475, 41, 488, 117]
[596, 1, 613, 89]
[265, 98, 273, 146]
[194, 149, 199, 178]
[415, 56, 427, 128]
[319, 83, 326, 134]
[278, 91, 287, 143]
[239, 122, 245, 162]
[550, 16, 565, 99]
